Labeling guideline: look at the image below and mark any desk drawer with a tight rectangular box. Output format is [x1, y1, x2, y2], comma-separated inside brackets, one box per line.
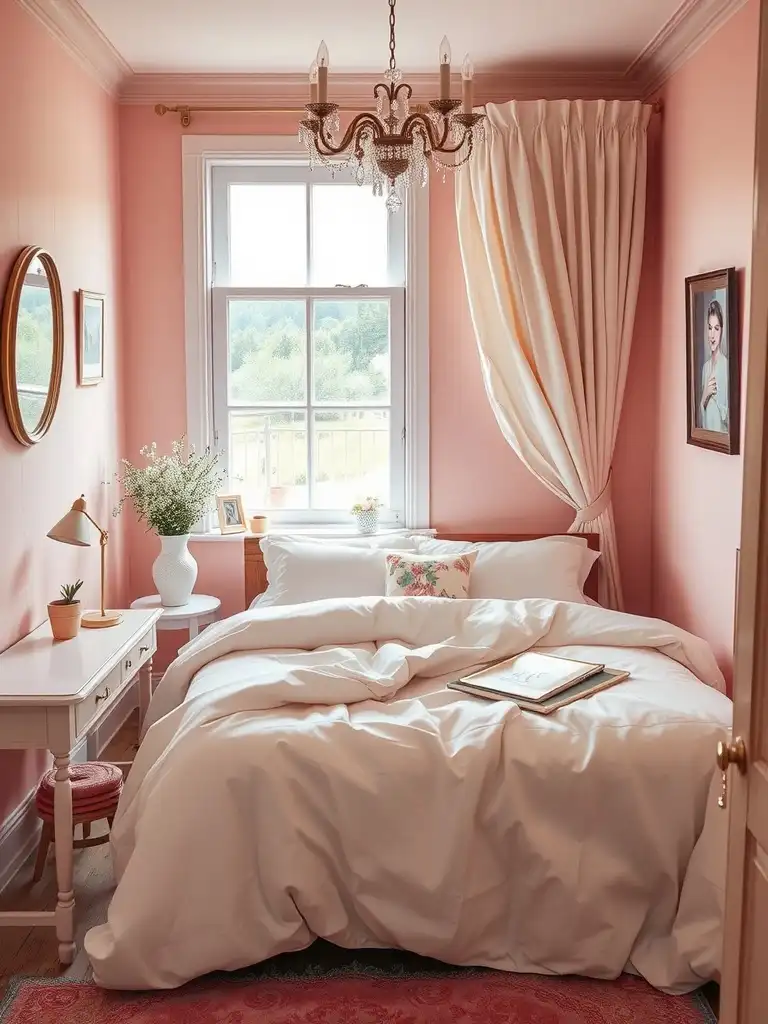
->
[75, 663, 122, 737]
[122, 625, 156, 684]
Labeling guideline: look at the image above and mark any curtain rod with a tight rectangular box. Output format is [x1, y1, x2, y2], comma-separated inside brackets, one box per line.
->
[154, 100, 662, 128]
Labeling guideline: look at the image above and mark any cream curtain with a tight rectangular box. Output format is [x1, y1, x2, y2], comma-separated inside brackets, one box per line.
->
[456, 98, 652, 608]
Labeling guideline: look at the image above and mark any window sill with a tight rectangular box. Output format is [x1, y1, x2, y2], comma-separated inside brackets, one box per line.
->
[188, 526, 435, 543]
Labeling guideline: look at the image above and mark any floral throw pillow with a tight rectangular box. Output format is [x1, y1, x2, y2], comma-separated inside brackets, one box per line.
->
[385, 551, 477, 599]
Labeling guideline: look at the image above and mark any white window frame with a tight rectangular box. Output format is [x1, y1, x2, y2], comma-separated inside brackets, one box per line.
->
[181, 135, 429, 533]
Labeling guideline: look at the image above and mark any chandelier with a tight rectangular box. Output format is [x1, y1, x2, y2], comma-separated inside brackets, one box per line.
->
[298, 0, 485, 212]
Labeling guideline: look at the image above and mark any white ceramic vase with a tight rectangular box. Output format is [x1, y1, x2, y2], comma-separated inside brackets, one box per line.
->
[354, 509, 379, 536]
[152, 534, 198, 607]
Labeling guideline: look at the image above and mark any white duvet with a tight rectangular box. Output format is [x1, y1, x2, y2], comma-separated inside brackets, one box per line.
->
[85, 597, 732, 992]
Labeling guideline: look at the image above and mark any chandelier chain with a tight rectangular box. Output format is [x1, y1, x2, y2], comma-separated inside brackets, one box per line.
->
[388, 0, 397, 71]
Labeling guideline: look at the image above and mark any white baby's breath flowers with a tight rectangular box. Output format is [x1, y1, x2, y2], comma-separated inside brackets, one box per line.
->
[114, 436, 224, 537]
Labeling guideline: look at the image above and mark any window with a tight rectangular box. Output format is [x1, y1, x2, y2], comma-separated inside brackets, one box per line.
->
[182, 136, 428, 531]
[211, 163, 406, 525]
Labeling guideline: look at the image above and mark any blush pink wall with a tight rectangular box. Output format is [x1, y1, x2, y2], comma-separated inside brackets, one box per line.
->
[649, 0, 759, 683]
[119, 110, 248, 658]
[0, 0, 124, 820]
[118, 105, 654, 637]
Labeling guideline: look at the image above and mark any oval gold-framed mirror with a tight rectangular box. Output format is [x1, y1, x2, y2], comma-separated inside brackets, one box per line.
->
[1, 246, 64, 446]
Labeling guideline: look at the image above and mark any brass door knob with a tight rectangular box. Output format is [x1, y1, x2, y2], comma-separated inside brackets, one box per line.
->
[717, 737, 747, 773]
[716, 736, 747, 809]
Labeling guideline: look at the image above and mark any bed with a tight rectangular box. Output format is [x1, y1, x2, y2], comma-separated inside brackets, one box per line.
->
[84, 531, 732, 994]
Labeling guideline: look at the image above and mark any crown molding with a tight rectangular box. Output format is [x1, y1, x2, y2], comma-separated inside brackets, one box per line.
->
[119, 69, 644, 107]
[16, 0, 751, 109]
[631, 0, 750, 97]
[15, 0, 131, 95]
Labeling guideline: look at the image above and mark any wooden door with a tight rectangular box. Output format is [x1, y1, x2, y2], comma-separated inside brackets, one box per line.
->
[720, 3, 768, 1020]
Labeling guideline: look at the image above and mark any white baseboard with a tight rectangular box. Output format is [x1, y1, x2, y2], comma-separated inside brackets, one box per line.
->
[0, 790, 40, 895]
[0, 685, 142, 895]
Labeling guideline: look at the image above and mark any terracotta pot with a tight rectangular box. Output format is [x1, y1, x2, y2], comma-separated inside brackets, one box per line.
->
[249, 515, 269, 535]
[47, 600, 82, 641]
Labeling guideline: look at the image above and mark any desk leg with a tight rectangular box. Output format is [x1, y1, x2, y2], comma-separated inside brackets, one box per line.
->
[188, 620, 199, 641]
[138, 657, 154, 731]
[52, 752, 75, 965]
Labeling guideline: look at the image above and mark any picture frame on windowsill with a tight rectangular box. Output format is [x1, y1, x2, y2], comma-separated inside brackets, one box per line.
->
[216, 494, 246, 535]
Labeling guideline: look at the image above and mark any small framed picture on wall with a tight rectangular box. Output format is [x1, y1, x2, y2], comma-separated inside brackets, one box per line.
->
[685, 267, 739, 454]
[78, 290, 105, 386]
[216, 494, 247, 535]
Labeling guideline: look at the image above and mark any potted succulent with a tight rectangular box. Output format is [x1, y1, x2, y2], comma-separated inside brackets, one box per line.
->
[48, 580, 84, 641]
[351, 496, 384, 535]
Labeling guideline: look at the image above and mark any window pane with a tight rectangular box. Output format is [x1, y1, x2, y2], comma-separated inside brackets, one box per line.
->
[229, 184, 306, 286]
[312, 300, 390, 404]
[313, 410, 389, 510]
[228, 300, 306, 404]
[311, 185, 388, 286]
[230, 411, 308, 510]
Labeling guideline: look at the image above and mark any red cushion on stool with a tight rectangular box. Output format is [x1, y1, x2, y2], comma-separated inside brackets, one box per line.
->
[36, 792, 121, 821]
[35, 761, 123, 822]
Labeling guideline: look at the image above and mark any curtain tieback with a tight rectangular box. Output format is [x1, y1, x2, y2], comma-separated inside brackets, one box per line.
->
[572, 473, 612, 528]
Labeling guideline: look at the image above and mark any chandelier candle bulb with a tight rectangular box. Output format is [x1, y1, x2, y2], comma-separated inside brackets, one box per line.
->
[439, 35, 451, 99]
[309, 61, 319, 103]
[316, 40, 329, 102]
[461, 54, 474, 113]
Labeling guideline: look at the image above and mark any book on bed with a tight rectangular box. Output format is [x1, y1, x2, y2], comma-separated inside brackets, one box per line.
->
[446, 651, 630, 715]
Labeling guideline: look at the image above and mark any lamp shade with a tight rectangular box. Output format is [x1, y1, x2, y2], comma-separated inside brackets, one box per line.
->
[47, 496, 93, 548]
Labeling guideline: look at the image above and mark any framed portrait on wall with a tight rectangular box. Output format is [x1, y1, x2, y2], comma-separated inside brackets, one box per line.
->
[685, 267, 739, 454]
[78, 290, 105, 386]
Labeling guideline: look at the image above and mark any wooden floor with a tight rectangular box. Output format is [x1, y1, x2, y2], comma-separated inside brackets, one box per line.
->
[0, 711, 138, 998]
[0, 710, 720, 1018]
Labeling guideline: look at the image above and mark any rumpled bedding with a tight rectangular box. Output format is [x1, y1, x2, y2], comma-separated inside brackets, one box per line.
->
[84, 597, 732, 992]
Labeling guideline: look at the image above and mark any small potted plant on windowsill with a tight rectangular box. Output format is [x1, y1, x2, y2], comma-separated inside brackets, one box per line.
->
[48, 580, 84, 641]
[351, 497, 383, 536]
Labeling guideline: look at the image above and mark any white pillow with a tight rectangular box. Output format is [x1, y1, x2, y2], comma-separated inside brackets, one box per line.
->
[255, 536, 419, 608]
[413, 536, 598, 604]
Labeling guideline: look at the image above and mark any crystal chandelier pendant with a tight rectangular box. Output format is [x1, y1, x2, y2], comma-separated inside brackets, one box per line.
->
[385, 186, 403, 213]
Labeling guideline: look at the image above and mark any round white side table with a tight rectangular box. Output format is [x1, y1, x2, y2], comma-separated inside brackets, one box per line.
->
[129, 594, 222, 642]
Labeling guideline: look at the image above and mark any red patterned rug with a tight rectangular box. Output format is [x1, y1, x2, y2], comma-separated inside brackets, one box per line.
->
[0, 970, 715, 1023]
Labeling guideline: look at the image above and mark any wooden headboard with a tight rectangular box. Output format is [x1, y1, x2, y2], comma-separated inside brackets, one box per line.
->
[244, 532, 600, 608]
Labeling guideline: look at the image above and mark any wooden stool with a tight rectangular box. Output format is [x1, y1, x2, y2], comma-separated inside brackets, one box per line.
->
[32, 761, 123, 883]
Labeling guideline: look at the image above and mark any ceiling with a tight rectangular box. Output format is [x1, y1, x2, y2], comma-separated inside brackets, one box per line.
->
[76, 0, 685, 75]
